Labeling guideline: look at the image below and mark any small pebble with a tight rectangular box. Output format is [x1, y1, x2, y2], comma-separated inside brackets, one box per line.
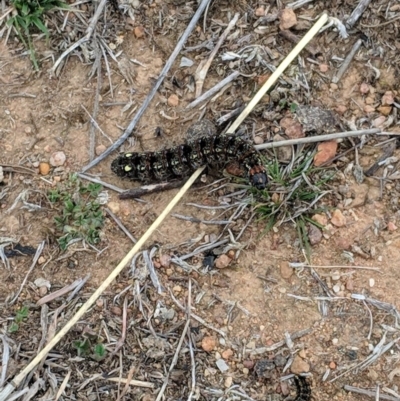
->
[335, 104, 347, 115]
[290, 354, 310, 374]
[382, 91, 394, 105]
[49, 151, 66, 167]
[201, 336, 216, 352]
[373, 116, 386, 128]
[255, 6, 265, 16]
[39, 286, 48, 297]
[111, 306, 122, 316]
[173, 285, 182, 293]
[107, 201, 120, 214]
[243, 360, 254, 369]
[215, 254, 231, 269]
[332, 338, 338, 345]
[167, 94, 179, 107]
[329, 361, 336, 369]
[253, 136, 264, 145]
[369, 278, 375, 287]
[160, 254, 171, 267]
[319, 64, 329, 72]
[279, 8, 297, 30]
[312, 213, 328, 226]
[364, 105, 375, 113]
[387, 221, 397, 231]
[222, 349, 234, 360]
[359, 83, 370, 94]
[39, 162, 50, 176]
[331, 209, 346, 227]
[280, 261, 293, 279]
[314, 140, 337, 166]
[95, 144, 106, 155]
[216, 358, 229, 373]
[224, 376, 233, 388]
[332, 283, 341, 293]
[38, 256, 46, 265]
[96, 299, 104, 309]
[243, 367, 249, 375]
[134, 26, 145, 38]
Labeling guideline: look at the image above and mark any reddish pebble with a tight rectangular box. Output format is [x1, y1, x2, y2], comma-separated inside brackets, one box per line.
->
[255, 6, 265, 17]
[364, 105, 375, 113]
[39, 162, 50, 176]
[134, 26, 145, 38]
[201, 336, 216, 352]
[314, 141, 338, 166]
[167, 94, 179, 107]
[111, 306, 122, 316]
[377, 105, 392, 116]
[319, 64, 329, 72]
[279, 8, 297, 30]
[215, 254, 231, 269]
[335, 105, 347, 115]
[346, 279, 354, 290]
[160, 254, 171, 267]
[381, 91, 394, 105]
[373, 116, 386, 128]
[96, 299, 104, 309]
[222, 349, 234, 360]
[329, 361, 337, 369]
[312, 213, 328, 226]
[359, 82, 370, 94]
[243, 360, 255, 369]
[331, 209, 346, 227]
[388, 221, 397, 231]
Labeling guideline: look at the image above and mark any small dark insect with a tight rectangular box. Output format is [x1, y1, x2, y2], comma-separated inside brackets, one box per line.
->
[111, 120, 268, 189]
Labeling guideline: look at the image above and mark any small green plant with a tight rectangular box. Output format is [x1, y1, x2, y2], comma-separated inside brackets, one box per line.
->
[7, 0, 68, 70]
[93, 343, 106, 361]
[49, 174, 105, 250]
[253, 150, 334, 259]
[73, 338, 91, 356]
[73, 338, 107, 361]
[9, 306, 29, 333]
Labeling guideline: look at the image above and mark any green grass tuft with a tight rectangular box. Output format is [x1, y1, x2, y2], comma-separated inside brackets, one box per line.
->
[49, 174, 105, 251]
[7, 0, 68, 70]
[253, 149, 334, 259]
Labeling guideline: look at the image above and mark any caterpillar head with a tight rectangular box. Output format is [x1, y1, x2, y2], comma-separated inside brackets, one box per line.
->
[249, 165, 268, 190]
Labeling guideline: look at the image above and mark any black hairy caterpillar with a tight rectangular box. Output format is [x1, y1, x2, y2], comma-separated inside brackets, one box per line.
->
[111, 120, 267, 189]
[293, 376, 311, 401]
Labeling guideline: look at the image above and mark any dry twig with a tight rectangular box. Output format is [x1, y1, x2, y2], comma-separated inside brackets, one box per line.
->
[344, 385, 400, 401]
[345, 0, 373, 28]
[195, 13, 239, 97]
[255, 128, 380, 150]
[186, 71, 240, 110]
[332, 38, 363, 84]
[155, 281, 193, 401]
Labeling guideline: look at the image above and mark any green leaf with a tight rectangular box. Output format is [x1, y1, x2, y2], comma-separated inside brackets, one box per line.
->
[31, 16, 49, 36]
[92, 343, 106, 361]
[9, 322, 19, 333]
